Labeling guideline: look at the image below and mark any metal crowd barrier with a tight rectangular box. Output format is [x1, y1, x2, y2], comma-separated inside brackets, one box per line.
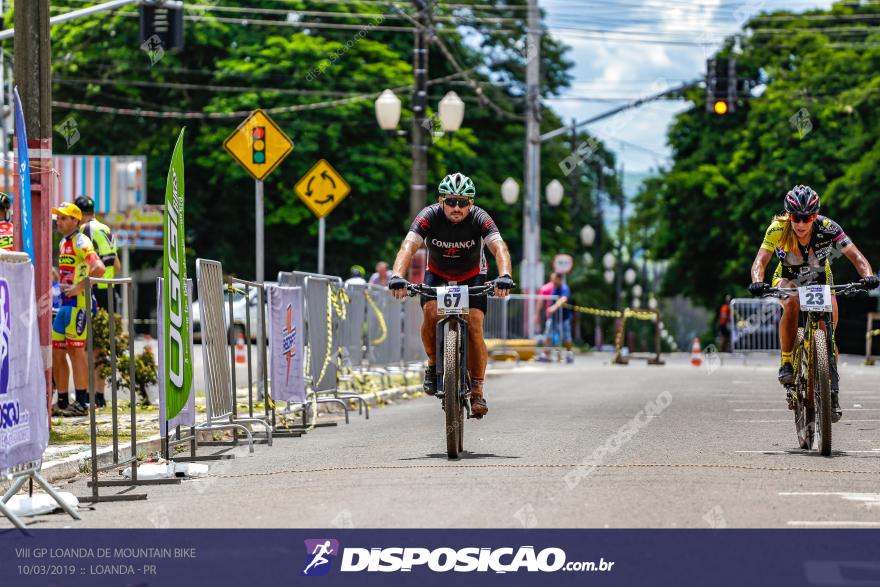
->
[278, 271, 363, 426]
[160, 279, 237, 464]
[612, 308, 664, 366]
[485, 294, 564, 362]
[730, 298, 782, 353]
[0, 250, 81, 529]
[81, 276, 179, 503]
[195, 259, 269, 453]
[223, 276, 277, 443]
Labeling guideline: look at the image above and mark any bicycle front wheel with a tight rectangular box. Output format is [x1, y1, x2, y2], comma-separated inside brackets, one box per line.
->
[793, 328, 814, 450]
[813, 329, 833, 456]
[443, 329, 462, 459]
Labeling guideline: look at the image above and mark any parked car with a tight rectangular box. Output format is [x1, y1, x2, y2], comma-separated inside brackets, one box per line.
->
[192, 282, 275, 343]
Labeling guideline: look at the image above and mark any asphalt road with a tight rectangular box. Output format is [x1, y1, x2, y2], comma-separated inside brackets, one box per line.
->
[22, 354, 880, 529]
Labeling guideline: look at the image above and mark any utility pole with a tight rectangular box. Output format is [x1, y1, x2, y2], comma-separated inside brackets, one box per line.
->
[14, 0, 53, 413]
[523, 0, 541, 336]
[409, 0, 430, 220]
[615, 152, 625, 311]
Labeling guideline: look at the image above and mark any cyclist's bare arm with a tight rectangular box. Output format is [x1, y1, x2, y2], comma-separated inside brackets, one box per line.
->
[487, 237, 512, 298]
[390, 232, 423, 299]
[750, 248, 772, 283]
[841, 242, 874, 278]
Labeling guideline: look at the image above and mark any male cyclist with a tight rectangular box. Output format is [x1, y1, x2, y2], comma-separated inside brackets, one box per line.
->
[389, 173, 513, 418]
[749, 185, 877, 422]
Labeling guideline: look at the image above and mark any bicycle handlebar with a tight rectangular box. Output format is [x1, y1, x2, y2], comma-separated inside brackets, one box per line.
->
[762, 282, 870, 300]
[401, 279, 516, 299]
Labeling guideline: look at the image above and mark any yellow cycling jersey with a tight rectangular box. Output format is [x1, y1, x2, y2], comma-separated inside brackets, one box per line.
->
[760, 215, 851, 286]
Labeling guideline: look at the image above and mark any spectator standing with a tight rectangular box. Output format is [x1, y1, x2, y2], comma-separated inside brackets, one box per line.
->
[345, 265, 367, 287]
[75, 196, 120, 401]
[717, 295, 732, 353]
[51, 202, 105, 416]
[369, 261, 390, 286]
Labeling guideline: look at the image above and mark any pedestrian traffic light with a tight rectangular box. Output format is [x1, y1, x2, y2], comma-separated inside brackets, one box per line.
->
[706, 58, 737, 115]
[252, 126, 266, 164]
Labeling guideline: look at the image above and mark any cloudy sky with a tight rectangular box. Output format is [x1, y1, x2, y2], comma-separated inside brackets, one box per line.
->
[541, 0, 836, 178]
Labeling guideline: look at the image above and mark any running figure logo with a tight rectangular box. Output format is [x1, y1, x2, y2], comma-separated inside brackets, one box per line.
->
[281, 303, 297, 384]
[302, 539, 339, 576]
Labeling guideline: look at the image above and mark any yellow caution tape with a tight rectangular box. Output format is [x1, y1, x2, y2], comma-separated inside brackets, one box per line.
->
[564, 303, 621, 318]
[365, 289, 388, 346]
[315, 286, 349, 390]
[563, 303, 658, 321]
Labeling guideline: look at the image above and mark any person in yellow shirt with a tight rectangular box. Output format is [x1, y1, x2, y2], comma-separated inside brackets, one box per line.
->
[51, 202, 106, 416]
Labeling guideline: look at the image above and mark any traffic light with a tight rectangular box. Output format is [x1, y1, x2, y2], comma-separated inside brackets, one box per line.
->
[252, 126, 266, 164]
[706, 58, 737, 115]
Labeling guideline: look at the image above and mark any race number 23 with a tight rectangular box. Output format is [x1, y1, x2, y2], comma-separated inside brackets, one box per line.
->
[798, 285, 832, 312]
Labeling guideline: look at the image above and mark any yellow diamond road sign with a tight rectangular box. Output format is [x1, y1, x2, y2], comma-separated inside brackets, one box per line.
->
[294, 159, 351, 219]
[223, 109, 294, 181]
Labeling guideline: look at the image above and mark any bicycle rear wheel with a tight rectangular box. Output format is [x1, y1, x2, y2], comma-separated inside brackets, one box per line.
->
[813, 329, 833, 456]
[443, 329, 462, 459]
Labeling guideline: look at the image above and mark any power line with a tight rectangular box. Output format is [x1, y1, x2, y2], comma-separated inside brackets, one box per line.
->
[51, 70, 473, 119]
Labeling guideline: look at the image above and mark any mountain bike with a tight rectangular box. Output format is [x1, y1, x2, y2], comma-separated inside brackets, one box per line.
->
[762, 282, 869, 456]
[405, 280, 509, 459]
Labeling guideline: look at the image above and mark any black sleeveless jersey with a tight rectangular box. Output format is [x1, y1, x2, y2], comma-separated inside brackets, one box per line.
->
[409, 204, 501, 282]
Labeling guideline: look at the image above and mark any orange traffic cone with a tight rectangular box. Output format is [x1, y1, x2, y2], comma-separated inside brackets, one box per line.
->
[235, 333, 247, 364]
[690, 338, 702, 367]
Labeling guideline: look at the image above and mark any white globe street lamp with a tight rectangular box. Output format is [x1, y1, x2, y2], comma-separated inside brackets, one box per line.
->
[375, 89, 402, 130]
[648, 297, 658, 310]
[438, 91, 465, 132]
[501, 177, 520, 205]
[580, 224, 596, 247]
[632, 297, 641, 308]
[603, 252, 616, 270]
[603, 270, 615, 284]
[545, 179, 564, 207]
[582, 252, 593, 266]
[632, 284, 643, 298]
[624, 268, 637, 285]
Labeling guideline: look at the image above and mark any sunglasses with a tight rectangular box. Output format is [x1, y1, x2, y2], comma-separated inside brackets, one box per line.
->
[789, 213, 817, 224]
[443, 198, 471, 209]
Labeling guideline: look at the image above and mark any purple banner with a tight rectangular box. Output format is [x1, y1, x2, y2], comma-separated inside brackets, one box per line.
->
[0, 529, 878, 586]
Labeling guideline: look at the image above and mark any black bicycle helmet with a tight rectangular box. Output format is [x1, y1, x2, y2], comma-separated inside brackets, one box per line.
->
[784, 185, 820, 215]
[0, 192, 10, 210]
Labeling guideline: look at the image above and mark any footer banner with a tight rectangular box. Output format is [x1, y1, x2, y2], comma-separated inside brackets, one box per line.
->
[0, 529, 877, 586]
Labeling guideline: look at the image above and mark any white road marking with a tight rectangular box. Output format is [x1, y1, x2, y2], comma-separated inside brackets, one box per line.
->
[787, 521, 880, 527]
[733, 408, 880, 412]
[736, 450, 880, 454]
[733, 419, 880, 423]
